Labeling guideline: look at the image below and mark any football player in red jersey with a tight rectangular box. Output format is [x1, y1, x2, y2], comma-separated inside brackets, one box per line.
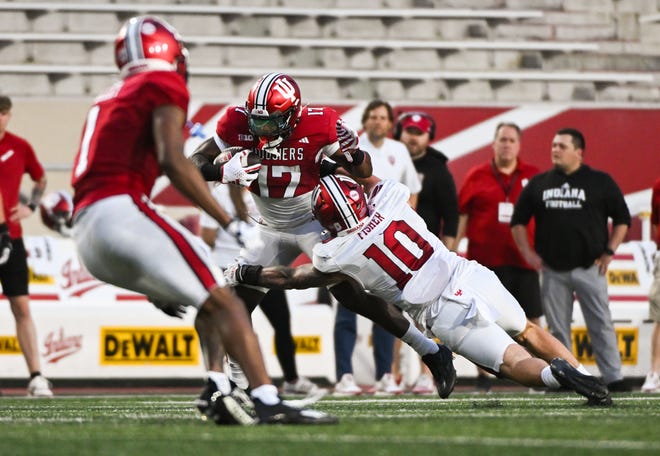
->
[70, 17, 335, 425]
[190, 73, 454, 397]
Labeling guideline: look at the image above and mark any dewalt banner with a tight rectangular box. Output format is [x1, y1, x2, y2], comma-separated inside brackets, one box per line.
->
[572, 327, 638, 365]
[101, 327, 199, 365]
[0, 336, 22, 355]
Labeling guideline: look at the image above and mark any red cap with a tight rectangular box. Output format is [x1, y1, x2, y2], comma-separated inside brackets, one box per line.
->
[400, 113, 433, 134]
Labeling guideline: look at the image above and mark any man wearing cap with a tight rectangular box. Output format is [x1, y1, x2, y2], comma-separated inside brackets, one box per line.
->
[395, 111, 459, 251]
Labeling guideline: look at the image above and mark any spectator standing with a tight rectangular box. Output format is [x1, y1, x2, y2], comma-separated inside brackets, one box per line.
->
[199, 184, 325, 395]
[333, 100, 421, 395]
[511, 127, 631, 392]
[395, 111, 458, 394]
[641, 177, 660, 392]
[457, 122, 541, 391]
[395, 111, 458, 250]
[0, 95, 52, 397]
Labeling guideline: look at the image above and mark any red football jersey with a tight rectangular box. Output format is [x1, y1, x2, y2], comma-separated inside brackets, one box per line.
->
[216, 106, 340, 199]
[0, 131, 45, 238]
[71, 71, 189, 213]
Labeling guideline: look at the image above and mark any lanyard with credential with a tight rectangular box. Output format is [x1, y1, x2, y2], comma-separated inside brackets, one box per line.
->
[490, 160, 520, 203]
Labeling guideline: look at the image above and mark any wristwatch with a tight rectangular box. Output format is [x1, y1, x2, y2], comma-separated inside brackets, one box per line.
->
[604, 247, 615, 256]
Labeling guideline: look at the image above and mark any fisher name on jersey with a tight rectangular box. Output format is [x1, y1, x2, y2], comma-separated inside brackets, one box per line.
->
[312, 180, 463, 323]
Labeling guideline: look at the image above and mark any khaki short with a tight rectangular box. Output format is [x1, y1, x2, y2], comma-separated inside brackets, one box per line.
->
[650, 255, 660, 321]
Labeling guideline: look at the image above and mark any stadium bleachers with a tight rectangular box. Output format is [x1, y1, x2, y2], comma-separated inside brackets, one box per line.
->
[0, 1, 657, 101]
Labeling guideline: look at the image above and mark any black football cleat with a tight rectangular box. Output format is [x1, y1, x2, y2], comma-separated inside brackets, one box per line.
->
[253, 398, 338, 425]
[196, 374, 256, 425]
[209, 387, 256, 425]
[421, 344, 457, 399]
[549, 358, 612, 406]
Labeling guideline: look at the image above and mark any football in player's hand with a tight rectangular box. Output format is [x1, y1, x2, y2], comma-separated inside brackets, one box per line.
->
[214, 147, 262, 167]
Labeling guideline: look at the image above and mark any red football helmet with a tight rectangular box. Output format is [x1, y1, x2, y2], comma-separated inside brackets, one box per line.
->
[114, 16, 188, 80]
[312, 175, 369, 237]
[245, 73, 302, 148]
[39, 191, 73, 236]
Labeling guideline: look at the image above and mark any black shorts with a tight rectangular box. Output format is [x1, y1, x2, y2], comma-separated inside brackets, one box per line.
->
[491, 265, 543, 319]
[0, 238, 29, 297]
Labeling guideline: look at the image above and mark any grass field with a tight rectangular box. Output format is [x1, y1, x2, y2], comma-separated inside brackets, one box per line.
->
[1, 392, 659, 456]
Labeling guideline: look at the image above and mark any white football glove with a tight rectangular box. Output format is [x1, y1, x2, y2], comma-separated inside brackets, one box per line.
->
[336, 119, 359, 163]
[226, 219, 264, 255]
[216, 149, 261, 187]
[223, 263, 240, 287]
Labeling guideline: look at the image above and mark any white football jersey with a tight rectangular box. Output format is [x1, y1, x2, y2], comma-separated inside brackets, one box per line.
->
[312, 180, 462, 322]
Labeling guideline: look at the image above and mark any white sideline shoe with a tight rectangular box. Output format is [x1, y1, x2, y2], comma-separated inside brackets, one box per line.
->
[641, 371, 660, 393]
[411, 373, 435, 395]
[282, 377, 327, 395]
[333, 373, 362, 396]
[27, 375, 53, 397]
[368, 373, 404, 396]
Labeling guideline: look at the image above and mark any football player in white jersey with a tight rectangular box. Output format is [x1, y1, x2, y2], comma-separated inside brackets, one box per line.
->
[227, 175, 613, 406]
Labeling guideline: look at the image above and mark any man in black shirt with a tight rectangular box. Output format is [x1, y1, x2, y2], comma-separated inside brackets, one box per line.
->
[395, 112, 458, 250]
[511, 127, 631, 392]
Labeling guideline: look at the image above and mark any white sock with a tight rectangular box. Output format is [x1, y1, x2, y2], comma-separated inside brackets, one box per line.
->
[401, 323, 438, 356]
[541, 366, 562, 388]
[577, 364, 591, 376]
[206, 371, 231, 395]
[250, 384, 280, 405]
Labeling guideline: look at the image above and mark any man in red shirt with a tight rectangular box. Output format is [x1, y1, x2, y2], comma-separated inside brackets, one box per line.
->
[0, 95, 52, 397]
[457, 122, 541, 391]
